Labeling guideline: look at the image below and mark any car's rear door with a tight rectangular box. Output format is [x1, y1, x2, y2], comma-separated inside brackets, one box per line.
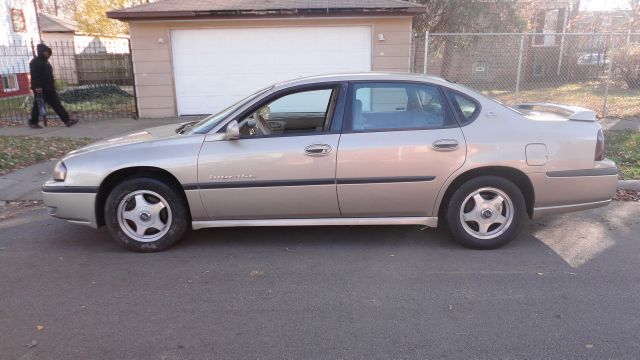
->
[197, 83, 346, 219]
[336, 81, 466, 217]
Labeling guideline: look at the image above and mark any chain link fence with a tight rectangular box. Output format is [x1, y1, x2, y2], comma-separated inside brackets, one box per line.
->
[0, 38, 137, 126]
[412, 32, 640, 119]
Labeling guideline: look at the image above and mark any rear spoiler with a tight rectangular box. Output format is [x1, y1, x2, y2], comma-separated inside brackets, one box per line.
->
[514, 103, 597, 122]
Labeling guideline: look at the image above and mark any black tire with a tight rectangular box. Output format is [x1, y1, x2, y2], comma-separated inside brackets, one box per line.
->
[445, 175, 526, 249]
[105, 177, 188, 252]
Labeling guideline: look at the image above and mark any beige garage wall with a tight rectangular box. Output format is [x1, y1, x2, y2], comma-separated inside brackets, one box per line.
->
[129, 17, 413, 118]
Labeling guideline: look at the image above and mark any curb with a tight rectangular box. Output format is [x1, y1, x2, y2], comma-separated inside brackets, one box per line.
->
[618, 180, 640, 191]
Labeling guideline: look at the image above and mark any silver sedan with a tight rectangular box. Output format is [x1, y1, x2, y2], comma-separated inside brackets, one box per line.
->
[42, 73, 618, 252]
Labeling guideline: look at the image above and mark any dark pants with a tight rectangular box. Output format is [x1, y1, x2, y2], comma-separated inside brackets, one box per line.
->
[30, 91, 70, 125]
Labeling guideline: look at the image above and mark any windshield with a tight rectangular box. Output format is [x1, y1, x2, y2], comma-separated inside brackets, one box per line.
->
[183, 85, 274, 135]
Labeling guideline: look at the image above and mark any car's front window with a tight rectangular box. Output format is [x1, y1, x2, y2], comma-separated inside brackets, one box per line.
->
[235, 87, 337, 137]
[183, 86, 273, 135]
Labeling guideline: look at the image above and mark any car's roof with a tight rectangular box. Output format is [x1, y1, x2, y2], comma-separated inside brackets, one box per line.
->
[274, 72, 457, 89]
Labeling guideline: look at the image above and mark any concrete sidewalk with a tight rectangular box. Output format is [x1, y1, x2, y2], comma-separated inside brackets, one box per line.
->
[0, 117, 186, 139]
[599, 117, 640, 131]
[0, 161, 55, 201]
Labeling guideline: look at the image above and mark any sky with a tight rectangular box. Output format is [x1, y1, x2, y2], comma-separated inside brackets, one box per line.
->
[580, 0, 632, 11]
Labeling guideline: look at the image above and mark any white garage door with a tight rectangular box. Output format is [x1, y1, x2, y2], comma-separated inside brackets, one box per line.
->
[171, 27, 372, 115]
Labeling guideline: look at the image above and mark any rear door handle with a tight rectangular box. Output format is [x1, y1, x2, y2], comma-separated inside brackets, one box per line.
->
[432, 139, 459, 151]
[304, 144, 332, 156]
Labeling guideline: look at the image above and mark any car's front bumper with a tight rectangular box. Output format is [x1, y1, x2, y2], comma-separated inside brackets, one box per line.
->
[42, 181, 98, 228]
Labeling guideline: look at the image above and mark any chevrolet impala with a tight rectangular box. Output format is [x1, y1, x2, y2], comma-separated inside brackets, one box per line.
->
[42, 73, 618, 252]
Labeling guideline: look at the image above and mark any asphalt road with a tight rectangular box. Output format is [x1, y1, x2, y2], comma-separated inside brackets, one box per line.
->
[1, 202, 639, 359]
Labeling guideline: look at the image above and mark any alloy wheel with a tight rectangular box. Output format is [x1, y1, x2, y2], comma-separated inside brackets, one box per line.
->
[116, 190, 172, 242]
[459, 187, 514, 240]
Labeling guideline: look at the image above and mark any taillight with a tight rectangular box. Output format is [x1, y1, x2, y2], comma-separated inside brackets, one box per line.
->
[595, 129, 605, 161]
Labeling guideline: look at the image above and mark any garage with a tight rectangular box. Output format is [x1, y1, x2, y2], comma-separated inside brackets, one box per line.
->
[171, 27, 372, 115]
[108, 0, 423, 118]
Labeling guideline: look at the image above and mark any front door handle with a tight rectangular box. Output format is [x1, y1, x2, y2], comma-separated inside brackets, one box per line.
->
[432, 139, 459, 151]
[304, 144, 332, 156]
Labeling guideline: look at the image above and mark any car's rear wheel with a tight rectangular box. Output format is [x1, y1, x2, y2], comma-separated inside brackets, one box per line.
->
[445, 176, 526, 249]
[105, 177, 188, 252]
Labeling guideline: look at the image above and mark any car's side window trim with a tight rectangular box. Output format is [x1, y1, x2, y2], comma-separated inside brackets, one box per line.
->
[329, 82, 348, 133]
[443, 88, 482, 126]
[220, 82, 346, 139]
[342, 80, 459, 133]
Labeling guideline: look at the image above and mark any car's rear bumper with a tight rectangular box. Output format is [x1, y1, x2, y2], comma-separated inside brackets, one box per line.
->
[42, 181, 98, 228]
[530, 160, 618, 219]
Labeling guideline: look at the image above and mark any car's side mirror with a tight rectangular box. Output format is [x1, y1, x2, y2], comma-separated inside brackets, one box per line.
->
[223, 120, 240, 140]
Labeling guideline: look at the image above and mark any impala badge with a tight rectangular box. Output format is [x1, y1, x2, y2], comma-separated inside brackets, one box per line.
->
[209, 174, 256, 180]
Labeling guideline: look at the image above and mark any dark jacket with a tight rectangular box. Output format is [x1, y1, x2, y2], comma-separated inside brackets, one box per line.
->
[30, 44, 55, 91]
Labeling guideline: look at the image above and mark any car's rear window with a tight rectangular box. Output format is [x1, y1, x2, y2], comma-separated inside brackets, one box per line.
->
[349, 82, 453, 131]
[447, 91, 481, 124]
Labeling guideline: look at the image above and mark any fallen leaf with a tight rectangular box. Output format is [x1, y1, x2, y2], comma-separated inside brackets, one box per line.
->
[614, 189, 640, 201]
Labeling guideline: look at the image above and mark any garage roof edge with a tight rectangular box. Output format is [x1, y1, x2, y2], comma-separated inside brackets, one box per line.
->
[108, 3, 425, 21]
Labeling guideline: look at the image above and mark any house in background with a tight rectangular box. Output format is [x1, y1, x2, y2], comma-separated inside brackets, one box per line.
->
[0, 0, 40, 98]
[108, 0, 425, 118]
[525, 0, 574, 81]
[423, 0, 576, 85]
[40, 12, 78, 44]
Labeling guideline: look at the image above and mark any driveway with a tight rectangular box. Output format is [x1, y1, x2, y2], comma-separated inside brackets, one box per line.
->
[0, 201, 639, 359]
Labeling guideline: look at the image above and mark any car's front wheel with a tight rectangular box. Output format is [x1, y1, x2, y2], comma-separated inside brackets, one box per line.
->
[105, 177, 188, 252]
[445, 176, 526, 249]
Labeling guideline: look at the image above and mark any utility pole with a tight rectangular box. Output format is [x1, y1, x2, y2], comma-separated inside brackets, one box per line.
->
[32, 0, 43, 44]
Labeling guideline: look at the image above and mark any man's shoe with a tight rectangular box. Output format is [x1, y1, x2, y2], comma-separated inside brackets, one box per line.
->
[65, 119, 79, 127]
[28, 123, 42, 129]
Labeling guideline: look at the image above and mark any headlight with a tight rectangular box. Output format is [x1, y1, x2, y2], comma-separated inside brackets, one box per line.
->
[53, 161, 67, 181]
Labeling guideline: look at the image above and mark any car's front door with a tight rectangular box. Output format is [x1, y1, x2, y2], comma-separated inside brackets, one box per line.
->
[336, 81, 467, 217]
[197, 84, 345, 219]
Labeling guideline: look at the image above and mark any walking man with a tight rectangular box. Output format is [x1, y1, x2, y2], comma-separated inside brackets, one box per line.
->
[29, 43, 77, 128]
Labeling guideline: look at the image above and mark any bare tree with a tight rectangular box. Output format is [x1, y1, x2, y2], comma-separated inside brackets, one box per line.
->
[37, 0, 78, 19]
[411, 0, 528, 34]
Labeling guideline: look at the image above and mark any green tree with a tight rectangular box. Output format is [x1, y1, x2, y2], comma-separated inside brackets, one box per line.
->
[74, 0, 129, 36]
[72, 0, 152, 36]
